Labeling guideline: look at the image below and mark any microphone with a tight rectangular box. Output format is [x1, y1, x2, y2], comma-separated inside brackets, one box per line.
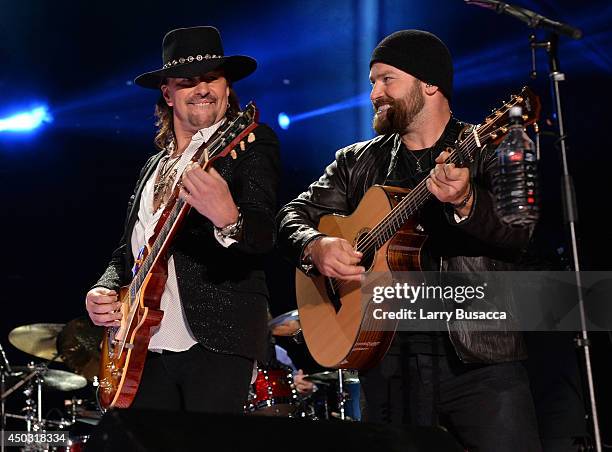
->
[465, 0, 582, 40]
[492, 106, 539, 227]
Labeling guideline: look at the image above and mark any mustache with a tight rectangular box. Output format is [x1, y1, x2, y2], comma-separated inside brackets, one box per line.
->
[373, 97, 395, 110]
[187, 94, 218, 103]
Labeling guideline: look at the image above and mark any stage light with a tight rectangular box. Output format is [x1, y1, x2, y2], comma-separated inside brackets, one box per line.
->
[0, 106, 53, 133]
[278, 112, 291, 130]
[277, 93, 371, 130]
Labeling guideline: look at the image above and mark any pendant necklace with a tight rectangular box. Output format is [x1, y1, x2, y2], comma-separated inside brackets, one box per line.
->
[153, 153, 182, 211]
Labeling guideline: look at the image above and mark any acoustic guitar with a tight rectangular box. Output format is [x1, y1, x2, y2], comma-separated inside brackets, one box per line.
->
[295, 87, 541, 370]
[98, 103, 259, 409]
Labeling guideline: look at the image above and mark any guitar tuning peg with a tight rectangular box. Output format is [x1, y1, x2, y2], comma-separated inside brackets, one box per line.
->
[240, 140, 246, 151]
[247, 132, 256, 143]
[231, 149, 238, 159]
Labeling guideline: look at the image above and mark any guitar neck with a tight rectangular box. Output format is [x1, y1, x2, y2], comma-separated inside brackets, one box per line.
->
[358, 125, 487, 254]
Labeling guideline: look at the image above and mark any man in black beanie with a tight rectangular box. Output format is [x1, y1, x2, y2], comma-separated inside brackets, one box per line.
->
[277, 29, 541, 451]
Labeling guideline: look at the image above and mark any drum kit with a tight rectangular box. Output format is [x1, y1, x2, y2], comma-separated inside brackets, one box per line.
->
[244, 310, 361, 421]
[0, 317, 103, 451]
[0, 310, 357, 449]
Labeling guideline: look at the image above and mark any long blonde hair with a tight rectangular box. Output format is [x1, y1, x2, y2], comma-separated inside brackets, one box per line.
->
[153, 83, 241, 151]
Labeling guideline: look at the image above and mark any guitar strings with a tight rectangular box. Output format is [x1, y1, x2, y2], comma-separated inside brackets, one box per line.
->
[355, 93, 531, 257]
[357, 122, 499, 252]
[330, 130, 483, 292]
[330, 120, 502, 293]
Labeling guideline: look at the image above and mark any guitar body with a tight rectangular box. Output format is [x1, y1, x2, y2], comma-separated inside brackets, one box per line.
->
[98, 260, 166, 408]
[296, 185, 428, 369]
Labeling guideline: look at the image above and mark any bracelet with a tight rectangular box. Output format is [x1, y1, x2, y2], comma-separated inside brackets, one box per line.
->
[216, 210, 243, 240]
[301, 236, 323, 274]
[451, 184, 473, 209]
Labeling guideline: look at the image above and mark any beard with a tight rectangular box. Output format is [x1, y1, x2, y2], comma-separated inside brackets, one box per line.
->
[372, 80, 425, 135]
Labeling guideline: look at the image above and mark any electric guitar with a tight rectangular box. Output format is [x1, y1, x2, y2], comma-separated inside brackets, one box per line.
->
[295, 87, 541, 370]
[98, 103, 260, 409]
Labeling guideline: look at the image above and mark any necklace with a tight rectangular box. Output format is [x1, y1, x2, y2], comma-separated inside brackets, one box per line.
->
[153, 153, 182, 211]
[407, 149, 432, 173]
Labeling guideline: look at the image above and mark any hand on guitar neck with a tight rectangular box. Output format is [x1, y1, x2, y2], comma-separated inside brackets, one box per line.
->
[304, 236, 365, 281]
[179, 163, 240, 228]
[426, 149, 473, 218]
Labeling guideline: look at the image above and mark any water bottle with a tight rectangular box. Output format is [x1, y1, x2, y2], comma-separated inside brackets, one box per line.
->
[493, 106, 539, 226]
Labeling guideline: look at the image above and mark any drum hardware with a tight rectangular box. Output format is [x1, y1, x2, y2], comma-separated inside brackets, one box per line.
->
[4, 413, 72, 428]
[1, 340, 12, 452]
[2, 323, 101, 452]
[337, 369, 346, 421]
[302, 369, 359, 385]
[16, 363, 46, 434]
[64, 398, 83, 425]
[302, 370, 360, 421]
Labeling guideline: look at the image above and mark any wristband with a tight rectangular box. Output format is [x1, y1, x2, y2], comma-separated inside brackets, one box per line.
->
[451, 184, 473, 209]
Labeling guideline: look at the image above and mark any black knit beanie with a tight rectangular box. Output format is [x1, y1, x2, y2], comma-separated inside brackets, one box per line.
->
[370, 30, 453, 101]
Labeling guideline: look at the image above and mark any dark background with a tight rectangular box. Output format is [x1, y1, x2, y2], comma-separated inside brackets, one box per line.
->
[0, 0, 610, 443]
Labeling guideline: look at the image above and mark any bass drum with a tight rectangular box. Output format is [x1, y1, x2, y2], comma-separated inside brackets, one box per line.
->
[244, 365, 298, 416]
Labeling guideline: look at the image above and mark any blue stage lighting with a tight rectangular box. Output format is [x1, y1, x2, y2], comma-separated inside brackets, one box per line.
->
[277, 93, 371, 130]
[0, 106, 53, 133]
[278, 112, 291, 130]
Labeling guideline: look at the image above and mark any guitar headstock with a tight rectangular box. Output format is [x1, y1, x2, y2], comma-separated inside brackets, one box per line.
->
[481, 86, 541, 145]
[199, 102, 260, 165]
[241, 101, 259, 124]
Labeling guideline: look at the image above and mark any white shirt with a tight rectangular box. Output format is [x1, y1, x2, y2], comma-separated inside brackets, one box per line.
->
[130, 121, 225, 352]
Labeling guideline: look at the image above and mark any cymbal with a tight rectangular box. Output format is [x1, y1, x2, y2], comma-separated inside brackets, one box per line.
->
[10, 366, 87, 392]
[8, 323, 64, 362]
[303, 370, 360, 385]
[268, 309, 301, 336]
[57, 317, 103, 381]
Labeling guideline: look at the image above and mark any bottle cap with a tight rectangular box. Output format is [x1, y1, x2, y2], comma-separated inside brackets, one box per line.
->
[509, 106, 522, 118]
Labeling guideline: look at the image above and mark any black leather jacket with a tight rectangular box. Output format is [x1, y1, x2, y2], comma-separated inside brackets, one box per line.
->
[277, 118, 529, 363]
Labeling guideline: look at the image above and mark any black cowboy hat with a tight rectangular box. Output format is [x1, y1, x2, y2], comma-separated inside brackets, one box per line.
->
[134, 26, 257, 89]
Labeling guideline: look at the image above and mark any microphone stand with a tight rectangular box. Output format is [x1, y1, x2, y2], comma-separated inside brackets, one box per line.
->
[464, 2, 600, 451]
[534, 33, 602, 452]
[465, 0, 582, 39]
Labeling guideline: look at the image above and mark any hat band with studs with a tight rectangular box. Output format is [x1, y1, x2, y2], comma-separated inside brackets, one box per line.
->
[163, 54, 223, 69]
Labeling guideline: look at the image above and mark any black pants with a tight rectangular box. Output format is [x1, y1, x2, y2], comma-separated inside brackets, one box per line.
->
[361, 338, 542, 452]
[129, 344, 253, 413]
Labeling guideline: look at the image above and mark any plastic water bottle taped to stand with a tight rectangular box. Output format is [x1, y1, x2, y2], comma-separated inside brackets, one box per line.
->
[492, 106, 539, 227]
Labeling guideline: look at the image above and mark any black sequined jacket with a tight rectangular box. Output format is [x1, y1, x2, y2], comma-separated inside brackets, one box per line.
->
[277, 118, 530, 364]
[95, 123, 281, 362]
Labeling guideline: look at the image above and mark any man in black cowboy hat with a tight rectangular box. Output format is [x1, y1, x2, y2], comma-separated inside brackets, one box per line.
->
[277, 30, 541, 450]
[85, 26, 281, 413]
